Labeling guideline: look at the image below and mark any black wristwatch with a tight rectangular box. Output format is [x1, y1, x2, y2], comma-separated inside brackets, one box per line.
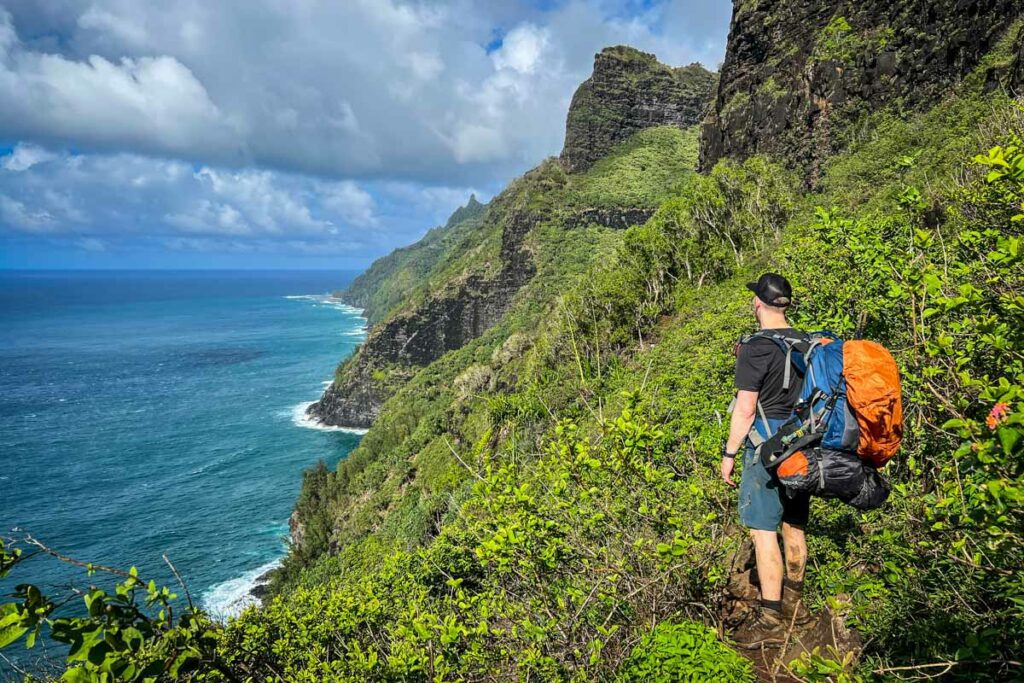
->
[722, 444, 738, 459]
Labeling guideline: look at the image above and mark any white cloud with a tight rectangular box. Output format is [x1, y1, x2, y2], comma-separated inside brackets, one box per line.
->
[0, 194, 56, 232]
[450, 124, 508, 164]
[2, 142, 57, 171]
[492, 24, 549, 74]
[321, 181, 377, 228]
[0, 144, 486, 262]
[0, 0, 732, 266]
[75, 236, 106, 251]
[78, 6, 147, 46]
[0, 1, 728, 184]
[0, 11, 238, 161]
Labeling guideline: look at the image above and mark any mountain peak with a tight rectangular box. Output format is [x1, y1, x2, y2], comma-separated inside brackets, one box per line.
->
[444, 194, 486, 229]
[559, 46, 716, 173]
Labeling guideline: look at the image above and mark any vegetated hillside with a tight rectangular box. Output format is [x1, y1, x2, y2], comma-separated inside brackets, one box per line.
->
[1, 5, 1022, 683]
[339, 195, 487, 326]
[305, 46, 709, 432]
[214, 17, 1024, 683]
[294, 121, 702, 552]
[236, 18, 1018, 683]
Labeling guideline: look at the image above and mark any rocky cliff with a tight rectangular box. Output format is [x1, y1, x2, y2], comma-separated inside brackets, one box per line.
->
[308, 49, 710, 430]
[560, 46, 716, 173]
[700, 0, 1024, 180]
[308, 171, 546, 428]
[340, 195, 488, 325]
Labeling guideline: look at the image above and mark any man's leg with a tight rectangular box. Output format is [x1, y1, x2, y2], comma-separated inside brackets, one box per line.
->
[781, 522, 806, 581]
[780, 518, 813, 625]
[750, 529, 783, 600]
[734, 446, 788, 647]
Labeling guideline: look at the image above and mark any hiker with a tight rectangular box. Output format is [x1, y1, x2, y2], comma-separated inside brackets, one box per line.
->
[721, 273, 813, 649]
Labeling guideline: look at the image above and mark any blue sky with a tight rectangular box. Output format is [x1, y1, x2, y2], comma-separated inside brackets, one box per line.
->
[0, 0, 731, 269]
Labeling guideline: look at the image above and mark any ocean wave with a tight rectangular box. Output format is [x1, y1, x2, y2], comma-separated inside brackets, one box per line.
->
[283, 294, 365, 316]
[200, 558, 282, 622]
[290, 401, 368, 434]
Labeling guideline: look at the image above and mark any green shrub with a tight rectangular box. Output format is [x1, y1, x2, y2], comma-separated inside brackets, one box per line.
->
[617, 621, 754, 682]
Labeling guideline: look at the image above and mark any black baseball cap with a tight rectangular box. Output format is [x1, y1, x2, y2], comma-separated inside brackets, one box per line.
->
[746, 273, 793, 307]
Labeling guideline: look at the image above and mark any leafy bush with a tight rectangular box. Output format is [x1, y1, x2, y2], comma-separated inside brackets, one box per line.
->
[617, 621, 754, 682]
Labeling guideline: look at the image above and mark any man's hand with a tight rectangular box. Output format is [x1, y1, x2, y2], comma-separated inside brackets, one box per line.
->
[721, 455, 737, 488]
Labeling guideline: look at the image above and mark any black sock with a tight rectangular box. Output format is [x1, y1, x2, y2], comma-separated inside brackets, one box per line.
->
[761, 599, 783, 613]
[784, 578, 804, 592]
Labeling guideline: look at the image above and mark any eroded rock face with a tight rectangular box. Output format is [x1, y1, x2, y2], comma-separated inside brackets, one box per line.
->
[565, 207, 657, 230]
[307, 203, 539, 428]
[306, 361, 398, 429]
[560, 46, 716, 173]
[701, 0, 1023, 181]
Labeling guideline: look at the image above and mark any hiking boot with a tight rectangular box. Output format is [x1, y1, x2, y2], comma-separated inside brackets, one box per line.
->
[782, 583, 813, 626]
[732, 606, 787, 650]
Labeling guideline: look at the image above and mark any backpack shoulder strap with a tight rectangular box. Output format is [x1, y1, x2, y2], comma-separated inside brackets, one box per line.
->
[737, 330, 809, 390]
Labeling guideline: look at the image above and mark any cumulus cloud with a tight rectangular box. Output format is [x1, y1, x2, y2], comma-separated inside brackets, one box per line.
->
[321, 182, 378, 228]
[0, 0, 731, 266]
[0, 1, 729, 184]
[0, 144, 485, 263]
[0, 11, 238, 161]
[0, 194, 56, 232]
[2, 142, 57, 171]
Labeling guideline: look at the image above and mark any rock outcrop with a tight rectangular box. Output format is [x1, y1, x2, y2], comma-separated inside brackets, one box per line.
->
[310, 48, 714, 429]
[560, 46, 716, 173]
[565, 207, 657, 230]
[308, 185, 542, 428]
[700, 0, 1024, 181]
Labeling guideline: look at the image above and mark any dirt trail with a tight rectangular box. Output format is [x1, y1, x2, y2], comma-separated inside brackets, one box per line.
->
[721, 537, 862, 682]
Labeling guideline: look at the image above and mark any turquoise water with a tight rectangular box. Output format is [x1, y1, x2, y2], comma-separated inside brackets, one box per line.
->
[0, 270, 364, 629]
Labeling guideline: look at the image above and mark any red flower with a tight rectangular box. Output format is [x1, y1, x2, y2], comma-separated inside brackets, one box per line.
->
[986, 402, 1010, 430]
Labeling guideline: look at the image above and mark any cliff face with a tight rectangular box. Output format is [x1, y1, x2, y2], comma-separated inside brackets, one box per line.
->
[308, 50, 707, 430]
[308, 172, 545, 428]
[560, 46, 716, 173]
[700, 0, 1023, 180]
[340, 195, 487, 325]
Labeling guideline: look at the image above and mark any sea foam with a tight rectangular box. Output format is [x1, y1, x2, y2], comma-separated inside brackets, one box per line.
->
[284, 294, 364, 316]
[290, 400, 368, 434]
[201, 558, 282, 622]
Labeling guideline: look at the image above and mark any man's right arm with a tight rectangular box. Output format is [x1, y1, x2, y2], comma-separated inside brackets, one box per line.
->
[721, 390, 757, 487]
[722, 340, 767, 487]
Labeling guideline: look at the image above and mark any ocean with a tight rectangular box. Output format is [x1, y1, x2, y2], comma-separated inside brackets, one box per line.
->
[0, 270, 365, 637]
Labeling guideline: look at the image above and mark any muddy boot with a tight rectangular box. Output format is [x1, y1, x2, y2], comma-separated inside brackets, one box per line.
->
[783, 578, 812, 626]
[732, 603, 787, 650]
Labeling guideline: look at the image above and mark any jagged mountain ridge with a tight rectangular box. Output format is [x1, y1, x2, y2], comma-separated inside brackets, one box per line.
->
[307, 46, 711, 430]
[560, 46, 716, 173]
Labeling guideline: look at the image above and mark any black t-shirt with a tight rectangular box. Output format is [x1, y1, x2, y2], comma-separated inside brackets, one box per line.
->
[734, 328, 809, 418]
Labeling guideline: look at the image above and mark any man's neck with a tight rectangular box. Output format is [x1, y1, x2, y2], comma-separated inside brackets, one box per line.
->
[759, 314, 790, 330]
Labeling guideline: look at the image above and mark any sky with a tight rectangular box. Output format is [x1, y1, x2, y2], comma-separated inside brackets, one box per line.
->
[0, 0, 732, 270]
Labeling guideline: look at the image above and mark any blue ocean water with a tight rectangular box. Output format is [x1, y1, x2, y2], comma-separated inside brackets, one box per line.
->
[0, 270, 365, 627]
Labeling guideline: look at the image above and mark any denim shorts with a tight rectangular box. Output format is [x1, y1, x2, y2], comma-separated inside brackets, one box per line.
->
[738, 419, 810, 531]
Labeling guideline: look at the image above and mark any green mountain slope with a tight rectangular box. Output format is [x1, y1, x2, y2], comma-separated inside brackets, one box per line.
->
[225, 20, 1023, 683]
[340, 196, 487, 326]
[2, 7, 1022, 683]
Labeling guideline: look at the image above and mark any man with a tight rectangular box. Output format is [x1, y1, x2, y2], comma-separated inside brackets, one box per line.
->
[721, 272, 812, 648]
